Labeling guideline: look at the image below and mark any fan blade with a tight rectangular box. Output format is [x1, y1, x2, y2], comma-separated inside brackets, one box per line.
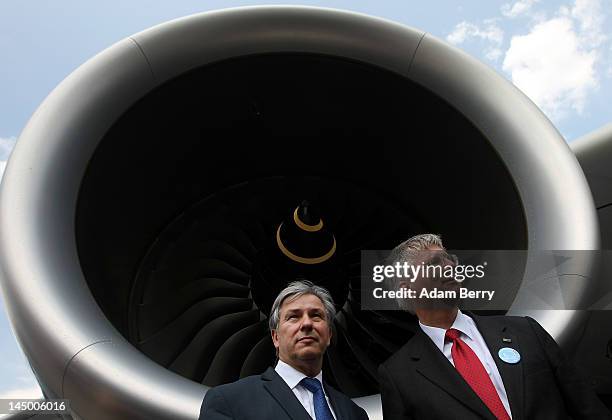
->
[139, 296, 253, 359]
[334, 312, 379, 381]
[169, 309, 260, 381]
[139, 278, 250, 336]
[202, 320, 268, 386]
[324, 329, 377, 397]
[143, 258, 250, 303]
[162, 239, 253, 273]
[240, 335, 276, 378]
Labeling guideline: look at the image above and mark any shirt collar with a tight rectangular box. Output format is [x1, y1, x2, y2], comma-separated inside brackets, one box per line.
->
[275, 359, 324, 390]
[418, 310, 474, 352]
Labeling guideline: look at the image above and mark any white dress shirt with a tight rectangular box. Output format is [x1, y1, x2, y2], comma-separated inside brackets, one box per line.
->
[275, 359, 337, 419]
[419, 310, 512, 418]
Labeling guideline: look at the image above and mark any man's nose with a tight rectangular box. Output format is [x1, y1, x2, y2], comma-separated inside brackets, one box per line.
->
[300, 314, 314, 329]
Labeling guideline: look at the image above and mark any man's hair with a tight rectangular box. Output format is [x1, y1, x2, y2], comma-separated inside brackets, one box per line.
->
[386, 233, 444, 313]
[268, 280, 336, 331]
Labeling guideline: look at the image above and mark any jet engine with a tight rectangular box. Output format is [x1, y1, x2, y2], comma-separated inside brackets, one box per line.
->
[0, 6, 600, 419]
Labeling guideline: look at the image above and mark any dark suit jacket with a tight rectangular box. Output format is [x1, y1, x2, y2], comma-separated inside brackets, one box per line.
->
[200, 367, 369, 420]
[378, 314, 611, 420]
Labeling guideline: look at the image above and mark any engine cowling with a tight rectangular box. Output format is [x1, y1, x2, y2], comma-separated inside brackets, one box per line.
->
[0, 6, 598, 419]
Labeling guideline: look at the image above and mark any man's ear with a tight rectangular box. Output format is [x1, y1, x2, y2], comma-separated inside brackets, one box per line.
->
[271, 329, 279, 350]
[398, 280, 409, 289]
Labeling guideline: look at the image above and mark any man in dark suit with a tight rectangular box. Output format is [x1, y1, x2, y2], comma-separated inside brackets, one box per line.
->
[378, 234, 611, 420]
[200, 280, 369, 420]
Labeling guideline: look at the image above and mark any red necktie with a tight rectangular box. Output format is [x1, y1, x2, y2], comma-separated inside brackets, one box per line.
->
[445, 328, 510, 420]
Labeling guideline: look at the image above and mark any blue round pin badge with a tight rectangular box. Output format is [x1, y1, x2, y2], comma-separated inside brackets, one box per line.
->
[498, 347, 521, 364]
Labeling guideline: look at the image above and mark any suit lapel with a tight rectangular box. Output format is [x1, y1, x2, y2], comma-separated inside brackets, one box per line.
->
[471, 315, 524, 420]
[411, 328, 497, 419]
[261, 367, 312, 420]
[323, 383, 348, 420]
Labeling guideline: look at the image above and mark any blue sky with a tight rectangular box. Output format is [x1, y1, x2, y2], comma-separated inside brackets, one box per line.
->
[1, 0, 611, 401]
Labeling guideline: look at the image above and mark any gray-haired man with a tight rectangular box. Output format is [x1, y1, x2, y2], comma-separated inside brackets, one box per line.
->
[378, 234, 610, 420]
[200, 280, 369, 420]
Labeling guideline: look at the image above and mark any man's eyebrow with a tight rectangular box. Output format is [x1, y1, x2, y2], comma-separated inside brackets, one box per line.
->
[309, 308, 324, 315]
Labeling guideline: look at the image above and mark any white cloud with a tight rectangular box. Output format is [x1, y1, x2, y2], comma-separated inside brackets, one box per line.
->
[486, 47, 503, 61]
[0, 361, 43, 413]
[0, 136, 16, 181]
[563, 0, 606, 45]
[447, 20, 503, 45]
[447, 20, 504, 62]
[0, 136, 16, 161]
[607, 43, 612, 77]
[0, 384, 43, 400]
[447, 0, 609, 120]
[502, 0, 606, 119]
[502, 0, 540, 18]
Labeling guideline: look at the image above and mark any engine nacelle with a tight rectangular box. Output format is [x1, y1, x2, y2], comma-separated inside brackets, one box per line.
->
[0, 6, 599, 419]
